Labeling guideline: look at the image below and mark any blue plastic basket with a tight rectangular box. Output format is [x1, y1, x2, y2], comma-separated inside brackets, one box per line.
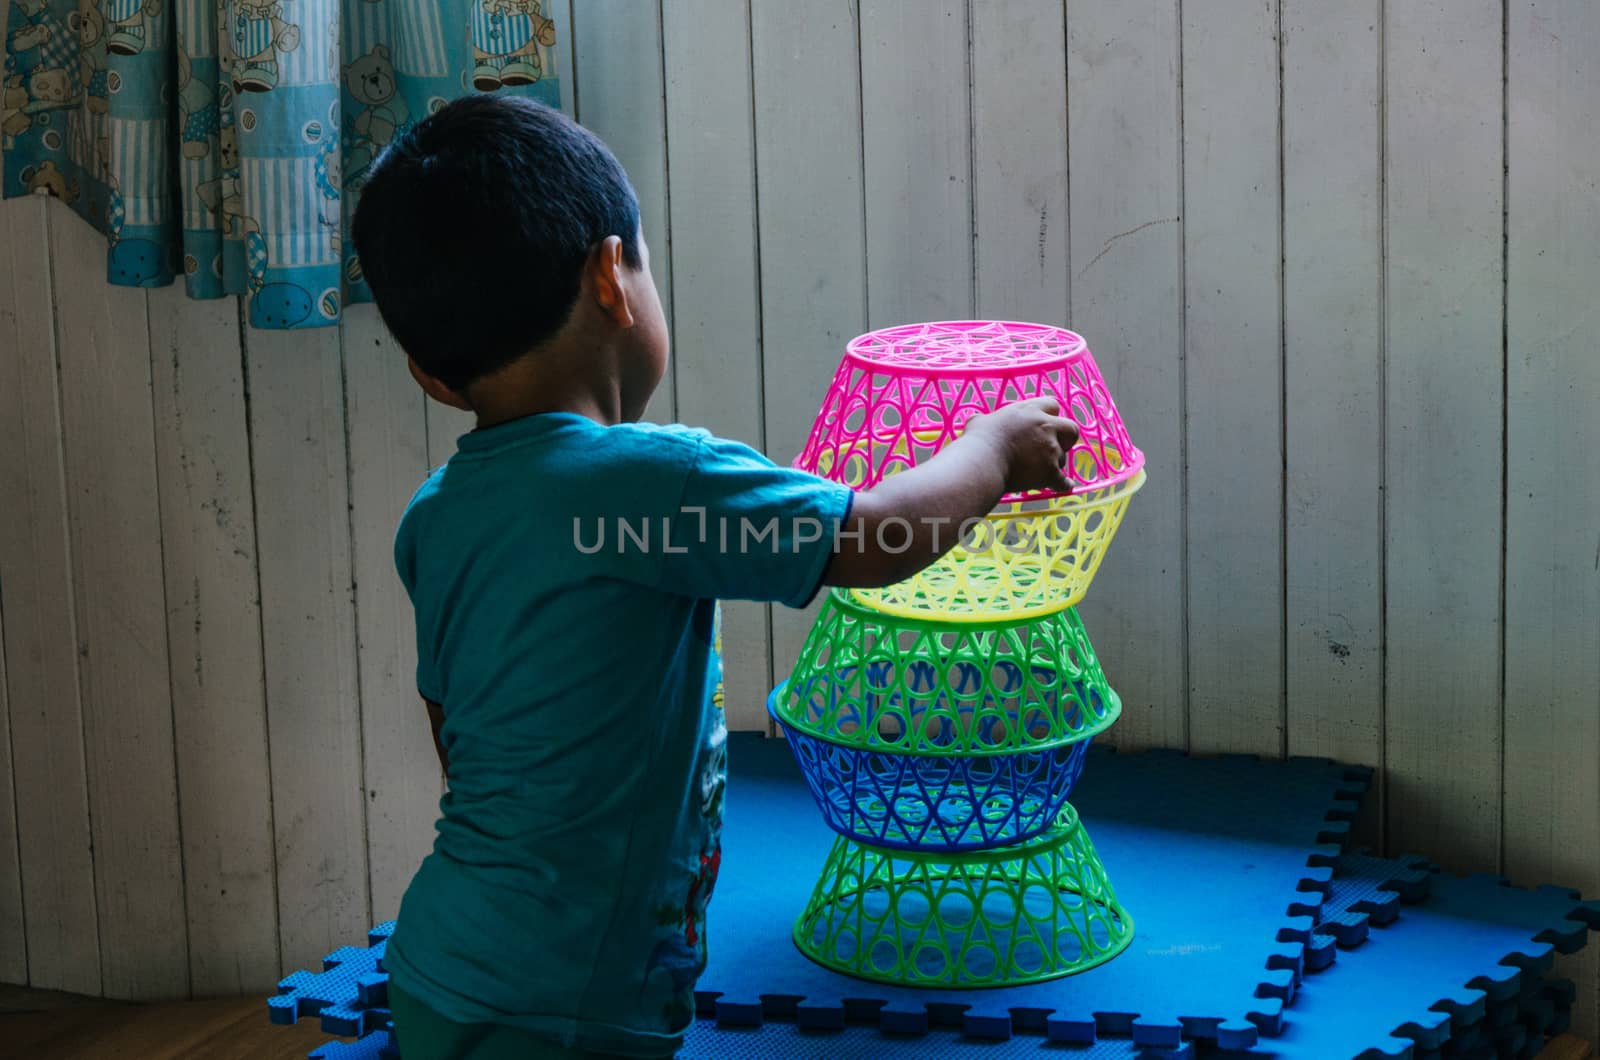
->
[770, 684, 1110, 852]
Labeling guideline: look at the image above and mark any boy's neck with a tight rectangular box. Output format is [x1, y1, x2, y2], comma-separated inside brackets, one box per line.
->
[470, 387, 619, 430]
[465, 345, 629, 430]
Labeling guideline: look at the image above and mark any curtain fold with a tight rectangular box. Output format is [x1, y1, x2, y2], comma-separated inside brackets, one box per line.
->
[3, 0, 564, 328]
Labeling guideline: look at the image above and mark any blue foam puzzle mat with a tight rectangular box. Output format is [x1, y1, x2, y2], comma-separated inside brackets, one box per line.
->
[1493, 973, 1576, 1053]
[270, 921, 395, 1035]
[309, 1028, 396, 1060]
[1312, 850, 1434, 948]
[669, 976, 1567, 1060]
[1516, 975, 1576, 1039]
[283, 742, 1593, 1060]
[696, 734, 1367, 1050]
[684, 808, 1591, 1060]
[315, 1024, 1200, 1060]
[291, 854, 1583, 1060]
[312, 972, 1575, 1060]
[667, 972, 1571, 1060]
[1208, 852, 1598, 1059]
[680, 1021, 1193, 1058]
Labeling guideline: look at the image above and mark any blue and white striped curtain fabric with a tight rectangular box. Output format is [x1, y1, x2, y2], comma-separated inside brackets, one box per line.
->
[2, 0, 564, 328]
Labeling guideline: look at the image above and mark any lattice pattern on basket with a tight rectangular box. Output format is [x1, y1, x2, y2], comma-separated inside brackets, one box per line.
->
[775, 716, 1094, 850]
[795, 321, 1144, 500]
[777, 593, 1119, 754]
[846, 472, 1144, 622]
[793, 805, 1133, 988]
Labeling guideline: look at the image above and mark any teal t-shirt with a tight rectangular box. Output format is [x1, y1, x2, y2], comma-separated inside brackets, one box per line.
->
[382, 411, 852, 1058]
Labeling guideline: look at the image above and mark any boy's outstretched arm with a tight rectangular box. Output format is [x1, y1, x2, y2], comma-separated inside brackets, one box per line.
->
[823, 396, 1080, 589]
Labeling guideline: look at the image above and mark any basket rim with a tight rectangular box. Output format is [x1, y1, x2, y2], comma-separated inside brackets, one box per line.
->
[832, 800, 1086, 863]
[837, 469, 1146, 624]
[769, 680, 1123, 757]
[988, 466, 1147, 517]
[819, 589, 1102, 633]
[842, 320, 1092, 376]
[799, 437, 1148, 501]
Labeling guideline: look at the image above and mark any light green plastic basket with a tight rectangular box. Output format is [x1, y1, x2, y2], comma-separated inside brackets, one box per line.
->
[793, 804, 1133, 988]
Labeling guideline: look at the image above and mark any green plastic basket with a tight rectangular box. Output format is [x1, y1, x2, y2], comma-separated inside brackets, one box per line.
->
[793, 804, 1133, 988]
[775, 591, 1119, 756]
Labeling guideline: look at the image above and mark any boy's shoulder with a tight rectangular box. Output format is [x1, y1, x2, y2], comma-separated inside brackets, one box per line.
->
[534, 418, 721, 480]
[395, 463, 450, 550]
[547, 418, 768, 474]
[437, 417, 713, 479]
[403, 418, 777, 518]
[403, 461, 448, 509]
[606, 418, 714, 452]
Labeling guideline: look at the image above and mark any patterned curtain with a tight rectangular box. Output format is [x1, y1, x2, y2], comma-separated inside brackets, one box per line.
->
[2, 0, 563, 328]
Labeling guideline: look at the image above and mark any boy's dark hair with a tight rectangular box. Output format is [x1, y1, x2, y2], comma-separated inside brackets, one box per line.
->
[351, 95, 641, 391]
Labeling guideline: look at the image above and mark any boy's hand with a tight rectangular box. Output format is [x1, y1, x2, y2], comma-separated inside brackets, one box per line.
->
[823, 396, 1083, 590]
[963, 396, 1081, 495]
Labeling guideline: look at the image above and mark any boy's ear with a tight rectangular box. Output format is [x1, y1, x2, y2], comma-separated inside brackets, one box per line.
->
[587, 235, 635, 329]
[408, 357, 473, 411]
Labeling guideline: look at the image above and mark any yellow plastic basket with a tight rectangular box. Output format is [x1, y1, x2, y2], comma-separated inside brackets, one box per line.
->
[848, 469, 1145, 623]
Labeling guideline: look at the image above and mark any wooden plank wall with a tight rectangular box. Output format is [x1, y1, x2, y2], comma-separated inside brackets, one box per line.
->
[1066, 0, 1187, 751]
[1281, 0, 1388, 834]
[1503, 0, 1600, 1029]
[0, 0, 1595, 1040]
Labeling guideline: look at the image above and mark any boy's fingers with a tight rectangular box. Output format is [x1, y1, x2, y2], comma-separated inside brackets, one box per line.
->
[1054, 417, 1081, 448]
[1027, 395, 1062, 416]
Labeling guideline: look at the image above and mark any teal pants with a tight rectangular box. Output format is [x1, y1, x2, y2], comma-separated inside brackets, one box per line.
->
[388, 981, 642, 1059]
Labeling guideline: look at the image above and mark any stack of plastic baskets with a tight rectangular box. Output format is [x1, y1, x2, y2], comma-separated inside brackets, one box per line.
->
[770, 320, 1146, 987]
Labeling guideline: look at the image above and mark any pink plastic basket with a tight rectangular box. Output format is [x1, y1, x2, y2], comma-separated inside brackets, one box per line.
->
[795, 321, 1143, 500]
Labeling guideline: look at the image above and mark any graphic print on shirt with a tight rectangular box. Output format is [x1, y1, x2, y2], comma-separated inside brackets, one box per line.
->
[644, 602, 727, 1030]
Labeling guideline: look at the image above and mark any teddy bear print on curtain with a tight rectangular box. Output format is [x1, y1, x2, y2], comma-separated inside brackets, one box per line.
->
[1, 0, 563, 329]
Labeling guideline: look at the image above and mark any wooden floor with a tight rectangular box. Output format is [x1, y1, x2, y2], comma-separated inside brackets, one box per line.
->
[0, 983, 1593, 1060]
[0, 986, 330, 1059]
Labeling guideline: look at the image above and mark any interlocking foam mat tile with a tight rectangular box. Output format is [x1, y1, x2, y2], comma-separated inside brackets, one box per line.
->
[312, 969, 1573, 1060]
[697, 734, 1367, 1049]
[672, 973, 1573, 1059]
[1309, 851, 1433, 950]
[678, 1020, 1193, 1058]
[270, 922, 396, 1036]
[309, 1028, 399, 1060]
[1208, 851, 1597, 1059]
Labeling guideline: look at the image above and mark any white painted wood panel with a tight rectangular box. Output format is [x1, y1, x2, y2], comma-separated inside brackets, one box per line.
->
[547, 0, 577, 118]
[970, 0, 1068, 324]
[663, 0, 771, 732]
[572, 0, 677, 425]
[1181, 0, 1285, 757]
[147, 286, 280, 994]
[244, 327, 370, 975]
[751, 0, 869, 698]
[341, 307, 442, 923]
[0, 598, 24, 983]
[860, 0, 973, 327]
[1504, 1, 1600, 1041]
[1280, 1, 1386, 791]
[1066, 0, 1186, 751]
[1382, 0, 1505, 868]
[48, 208, 189, 1000]
[0, 198, 101, 995]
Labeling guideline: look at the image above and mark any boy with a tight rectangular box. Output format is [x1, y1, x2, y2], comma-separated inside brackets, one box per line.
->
[351, 95, 1078, 1059]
